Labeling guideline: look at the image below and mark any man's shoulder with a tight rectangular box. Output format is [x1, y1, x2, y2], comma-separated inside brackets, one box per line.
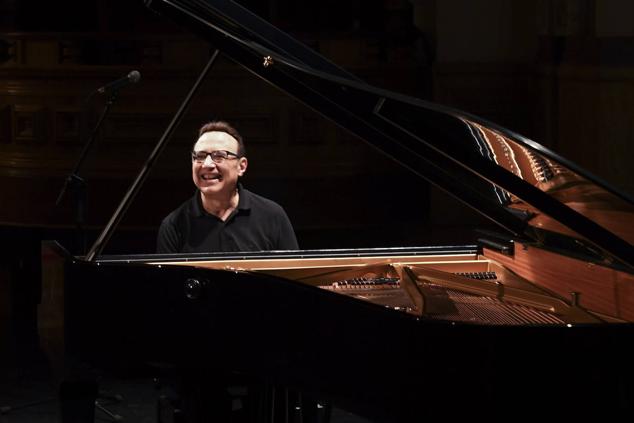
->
[242, 188, 286, 214]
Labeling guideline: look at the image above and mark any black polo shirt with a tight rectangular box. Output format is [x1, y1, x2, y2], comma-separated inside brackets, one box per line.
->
[156, 186, 298, 253]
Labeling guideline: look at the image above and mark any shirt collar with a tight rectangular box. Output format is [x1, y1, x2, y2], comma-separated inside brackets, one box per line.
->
[236, 183, 251, 211]
[191, 183, 251, 217]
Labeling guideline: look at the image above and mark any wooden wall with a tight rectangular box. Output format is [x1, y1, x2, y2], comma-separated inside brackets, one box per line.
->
[1, 0, 633, 254]
[0, 0, 438, 256]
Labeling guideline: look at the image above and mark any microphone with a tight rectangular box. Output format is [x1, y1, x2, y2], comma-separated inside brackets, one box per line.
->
[96, 70, 141, 94]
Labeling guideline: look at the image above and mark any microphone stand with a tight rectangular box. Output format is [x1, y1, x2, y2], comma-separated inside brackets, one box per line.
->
[55, 90, 119, 255]
[4, 91, 125, 423]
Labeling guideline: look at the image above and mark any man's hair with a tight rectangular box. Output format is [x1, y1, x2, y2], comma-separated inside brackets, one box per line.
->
[196, 120, 246, 157]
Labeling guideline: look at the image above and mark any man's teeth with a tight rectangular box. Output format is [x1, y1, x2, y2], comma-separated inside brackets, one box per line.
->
[202, 174, 221, 180]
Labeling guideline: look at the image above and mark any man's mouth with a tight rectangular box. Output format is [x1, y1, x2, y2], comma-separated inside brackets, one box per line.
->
[201, 174, 222, 181]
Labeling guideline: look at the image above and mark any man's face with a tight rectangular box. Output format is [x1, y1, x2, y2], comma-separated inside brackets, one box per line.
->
[192, 131, 247, 197]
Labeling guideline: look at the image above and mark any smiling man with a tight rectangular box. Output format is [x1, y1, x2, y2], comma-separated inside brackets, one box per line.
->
[157, 120, 298, 253]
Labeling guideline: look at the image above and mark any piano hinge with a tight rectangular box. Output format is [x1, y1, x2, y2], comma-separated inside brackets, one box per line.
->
[263, 55, 274, 67]
[477, 237, 514, 256]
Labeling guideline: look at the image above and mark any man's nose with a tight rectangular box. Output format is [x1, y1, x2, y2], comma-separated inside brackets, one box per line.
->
[202, 155, 215, 167]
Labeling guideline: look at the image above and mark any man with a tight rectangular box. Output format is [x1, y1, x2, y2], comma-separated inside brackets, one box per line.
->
[157, 120, 298, 253]
[155, 121, 300, 422]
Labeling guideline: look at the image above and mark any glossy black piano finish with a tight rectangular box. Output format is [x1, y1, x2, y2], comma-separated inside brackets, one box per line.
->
[42, 0, 634, 421]
[54, 244, 634, 420]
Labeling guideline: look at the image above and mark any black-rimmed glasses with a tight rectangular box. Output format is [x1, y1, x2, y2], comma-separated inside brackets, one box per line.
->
[191, 150, 240, 164]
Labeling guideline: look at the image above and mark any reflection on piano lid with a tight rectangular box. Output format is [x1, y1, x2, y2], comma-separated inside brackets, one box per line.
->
[42, 0, 634, 420]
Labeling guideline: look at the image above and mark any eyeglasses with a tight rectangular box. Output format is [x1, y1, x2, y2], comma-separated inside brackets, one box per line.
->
[191, 150, 240, 164]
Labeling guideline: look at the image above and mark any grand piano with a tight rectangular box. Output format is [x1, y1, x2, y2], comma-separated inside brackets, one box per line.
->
[41, 0, 634, 420]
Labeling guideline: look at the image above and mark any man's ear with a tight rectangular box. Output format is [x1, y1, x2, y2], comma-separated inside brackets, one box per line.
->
[238, 157, 248, 176]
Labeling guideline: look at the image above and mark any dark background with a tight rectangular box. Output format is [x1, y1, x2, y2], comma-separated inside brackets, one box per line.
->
[1, 0, 634, 377]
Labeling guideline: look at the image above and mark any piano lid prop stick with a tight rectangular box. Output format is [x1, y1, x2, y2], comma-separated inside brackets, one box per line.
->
[85, 49, 221, 261]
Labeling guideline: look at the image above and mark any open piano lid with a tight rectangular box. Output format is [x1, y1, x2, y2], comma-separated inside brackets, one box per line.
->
[144, 0, 634, 270]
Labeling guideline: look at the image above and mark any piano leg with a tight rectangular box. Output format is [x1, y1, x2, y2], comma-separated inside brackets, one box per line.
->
[170, 369, 234, 423]
[253, 383, 331, 423]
